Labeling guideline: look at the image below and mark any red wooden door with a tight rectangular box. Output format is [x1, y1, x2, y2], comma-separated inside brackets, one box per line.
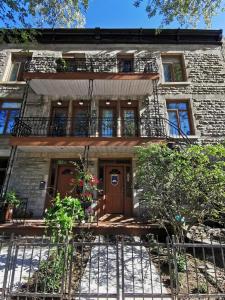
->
[56, 165, 76, 198]
[105, 166, 124, 214]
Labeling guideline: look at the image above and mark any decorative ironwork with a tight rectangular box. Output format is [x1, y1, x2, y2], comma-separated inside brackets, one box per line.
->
[0, 234, 224, 299]
[11, 116, 191, 143]
[25, 56, 158, 74]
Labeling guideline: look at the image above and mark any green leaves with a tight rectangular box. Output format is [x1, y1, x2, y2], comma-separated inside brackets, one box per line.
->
[134, 0, 224, 28]
[136, 143, 225, 237]
[0, 0, 88, 28]
[44, 193, 84, 241]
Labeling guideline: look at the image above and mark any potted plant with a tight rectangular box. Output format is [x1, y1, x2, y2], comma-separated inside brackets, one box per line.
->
[56, 58, 67, 72]
[4, 191, 21, 222]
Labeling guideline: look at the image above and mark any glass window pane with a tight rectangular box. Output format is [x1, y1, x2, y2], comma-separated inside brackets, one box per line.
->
[0, 158, 8, 168]
[168, 111, 179, 135]
[163, 64, 172, 82]
[123, 109, 136, 136]
[5, 110, 20, 134]
[101, 109, 114, 137]
[73, 109, 89, 136]
[9, 62, 20, 81]
[179, 111, 191, 135]
[173, 63, 184, 81]
[0, 110, 7, 134]
[167, 102, 187, 110]
[2, 102, 21, 109]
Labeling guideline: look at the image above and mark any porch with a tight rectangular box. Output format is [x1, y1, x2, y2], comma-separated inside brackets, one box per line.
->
[0, 214, 166, 236]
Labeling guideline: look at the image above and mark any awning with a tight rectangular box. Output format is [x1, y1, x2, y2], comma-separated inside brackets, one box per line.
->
[30, 79, 154, 97]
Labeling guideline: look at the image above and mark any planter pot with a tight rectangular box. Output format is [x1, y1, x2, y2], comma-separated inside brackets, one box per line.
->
[4, 204, 14, 222]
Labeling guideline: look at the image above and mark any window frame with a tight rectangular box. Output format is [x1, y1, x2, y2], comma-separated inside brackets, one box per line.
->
[166, 100, 194, 136]
[117, 54, 134, 73]
[7, 53, 32, 82]
[161, 54, 186, 83]
[0, 100, 21, 135]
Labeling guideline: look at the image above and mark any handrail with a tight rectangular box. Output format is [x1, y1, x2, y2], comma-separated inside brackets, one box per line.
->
[11, 116, 192, 144]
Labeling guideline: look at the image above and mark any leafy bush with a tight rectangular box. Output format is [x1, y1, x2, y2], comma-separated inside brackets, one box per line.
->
[176, 254, 186, 272]
[136, 144, 225, 237]
[45, 194, 84, 239]
[5, 191, 21, 207]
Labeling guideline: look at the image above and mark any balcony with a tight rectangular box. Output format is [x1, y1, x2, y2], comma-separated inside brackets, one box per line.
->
[11, 116, 165, 138]
[10, 116, 192, 147]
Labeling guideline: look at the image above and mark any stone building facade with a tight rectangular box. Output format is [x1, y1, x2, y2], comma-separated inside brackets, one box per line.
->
[0, 29, 224, 218]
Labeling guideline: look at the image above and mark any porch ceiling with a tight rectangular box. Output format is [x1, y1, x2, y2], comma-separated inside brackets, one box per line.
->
[29, 79, 154, 97]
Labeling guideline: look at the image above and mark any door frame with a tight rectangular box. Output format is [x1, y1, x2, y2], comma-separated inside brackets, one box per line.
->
[98, 159, 133, 216]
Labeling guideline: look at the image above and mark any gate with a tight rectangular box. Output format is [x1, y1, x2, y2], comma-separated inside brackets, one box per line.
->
[0, 234, 225, 299]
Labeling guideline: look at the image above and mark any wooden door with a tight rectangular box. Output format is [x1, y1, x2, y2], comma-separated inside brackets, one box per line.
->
[105, 165, 124, 214]
[50, 105, 68, 136]
[56, 165, 76, 198]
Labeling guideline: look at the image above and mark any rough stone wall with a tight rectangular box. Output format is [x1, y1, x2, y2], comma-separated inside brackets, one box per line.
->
[8, 155, 50, 217]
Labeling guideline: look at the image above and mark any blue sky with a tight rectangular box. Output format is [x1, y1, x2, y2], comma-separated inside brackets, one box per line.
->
[85, 0, 225, 30]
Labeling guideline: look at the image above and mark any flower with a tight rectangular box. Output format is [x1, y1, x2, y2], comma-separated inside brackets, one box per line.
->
[79, 179, 83, 187]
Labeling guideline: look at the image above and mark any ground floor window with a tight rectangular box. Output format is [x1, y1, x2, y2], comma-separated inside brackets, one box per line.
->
[0, 158, 8, 193]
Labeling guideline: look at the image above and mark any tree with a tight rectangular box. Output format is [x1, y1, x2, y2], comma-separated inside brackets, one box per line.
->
[0, 0, 224, 29]
[0, 0, 88, 28]
[134, 0, 225, 28]
[136, 144, 225, 238]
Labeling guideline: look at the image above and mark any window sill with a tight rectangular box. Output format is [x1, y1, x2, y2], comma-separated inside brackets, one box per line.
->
[168, 135, 198, 139]
[160, 81, 191, 86]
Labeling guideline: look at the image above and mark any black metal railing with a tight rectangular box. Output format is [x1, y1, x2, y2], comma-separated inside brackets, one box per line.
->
[11, 116, 192, 142]
[11, 116, 169, 138]
[25, 56, 158, 74]
[0, 233, 224, 299]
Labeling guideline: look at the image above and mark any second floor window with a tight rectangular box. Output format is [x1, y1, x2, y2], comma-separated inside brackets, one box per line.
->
[162, 55, 185, 82]
[118, 54, 134, 73]
[0, 101, 21, 135]
[8, 54, 31, 82]
[167, 101, 192, 136]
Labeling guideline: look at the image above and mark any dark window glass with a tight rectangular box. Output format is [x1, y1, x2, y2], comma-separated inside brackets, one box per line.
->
[162, 56, 185, 82]
[122, 109, 137, 136]
[73, 108, 89, 136]
[8, 55, 31, 82]
[163, 64, 173, 82]
[0, 102, 21, 135]
[0, 158, 8, 193]
[167, 101, 192, 136]
[118, 58, 134, 73]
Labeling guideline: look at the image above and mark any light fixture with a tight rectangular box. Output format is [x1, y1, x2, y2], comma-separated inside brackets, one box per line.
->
[57, 100, 62, 106]
[79, 100, 84, 106]
[106, 100, 110, 105]
[127, 100, 132, 105]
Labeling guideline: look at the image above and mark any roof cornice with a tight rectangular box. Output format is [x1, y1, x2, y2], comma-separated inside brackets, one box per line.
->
[0, 28, 223, 45]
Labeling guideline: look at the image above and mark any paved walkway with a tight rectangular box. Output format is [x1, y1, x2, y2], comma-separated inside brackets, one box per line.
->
[78, 236, 170, 300]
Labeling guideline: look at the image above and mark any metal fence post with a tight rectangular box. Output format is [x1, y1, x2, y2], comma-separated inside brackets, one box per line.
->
[2, 233, 14, 299]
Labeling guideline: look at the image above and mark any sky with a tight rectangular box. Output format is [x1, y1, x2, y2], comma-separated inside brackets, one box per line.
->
[85, 0, 225, 30]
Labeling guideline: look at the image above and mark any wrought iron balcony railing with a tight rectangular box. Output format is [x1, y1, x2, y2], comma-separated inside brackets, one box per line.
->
[25, 56, 158, 74]
[10, 116, 191, 143]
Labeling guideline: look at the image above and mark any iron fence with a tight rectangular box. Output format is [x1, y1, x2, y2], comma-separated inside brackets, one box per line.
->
[0, 233, 224, 299]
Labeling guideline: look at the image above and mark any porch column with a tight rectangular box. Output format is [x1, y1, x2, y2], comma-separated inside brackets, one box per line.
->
[132, 158, 140, 217]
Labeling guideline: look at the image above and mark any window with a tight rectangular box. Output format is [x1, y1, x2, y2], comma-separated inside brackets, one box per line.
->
[162, 55, 185, 82]
[0, 158, 8, 193]
[167, 101, 193, 136]
[61, 53, 86, 72]
[8, 54, 31, 81]
[0, 101, 21, 135]
[118, 54, 134, 73]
